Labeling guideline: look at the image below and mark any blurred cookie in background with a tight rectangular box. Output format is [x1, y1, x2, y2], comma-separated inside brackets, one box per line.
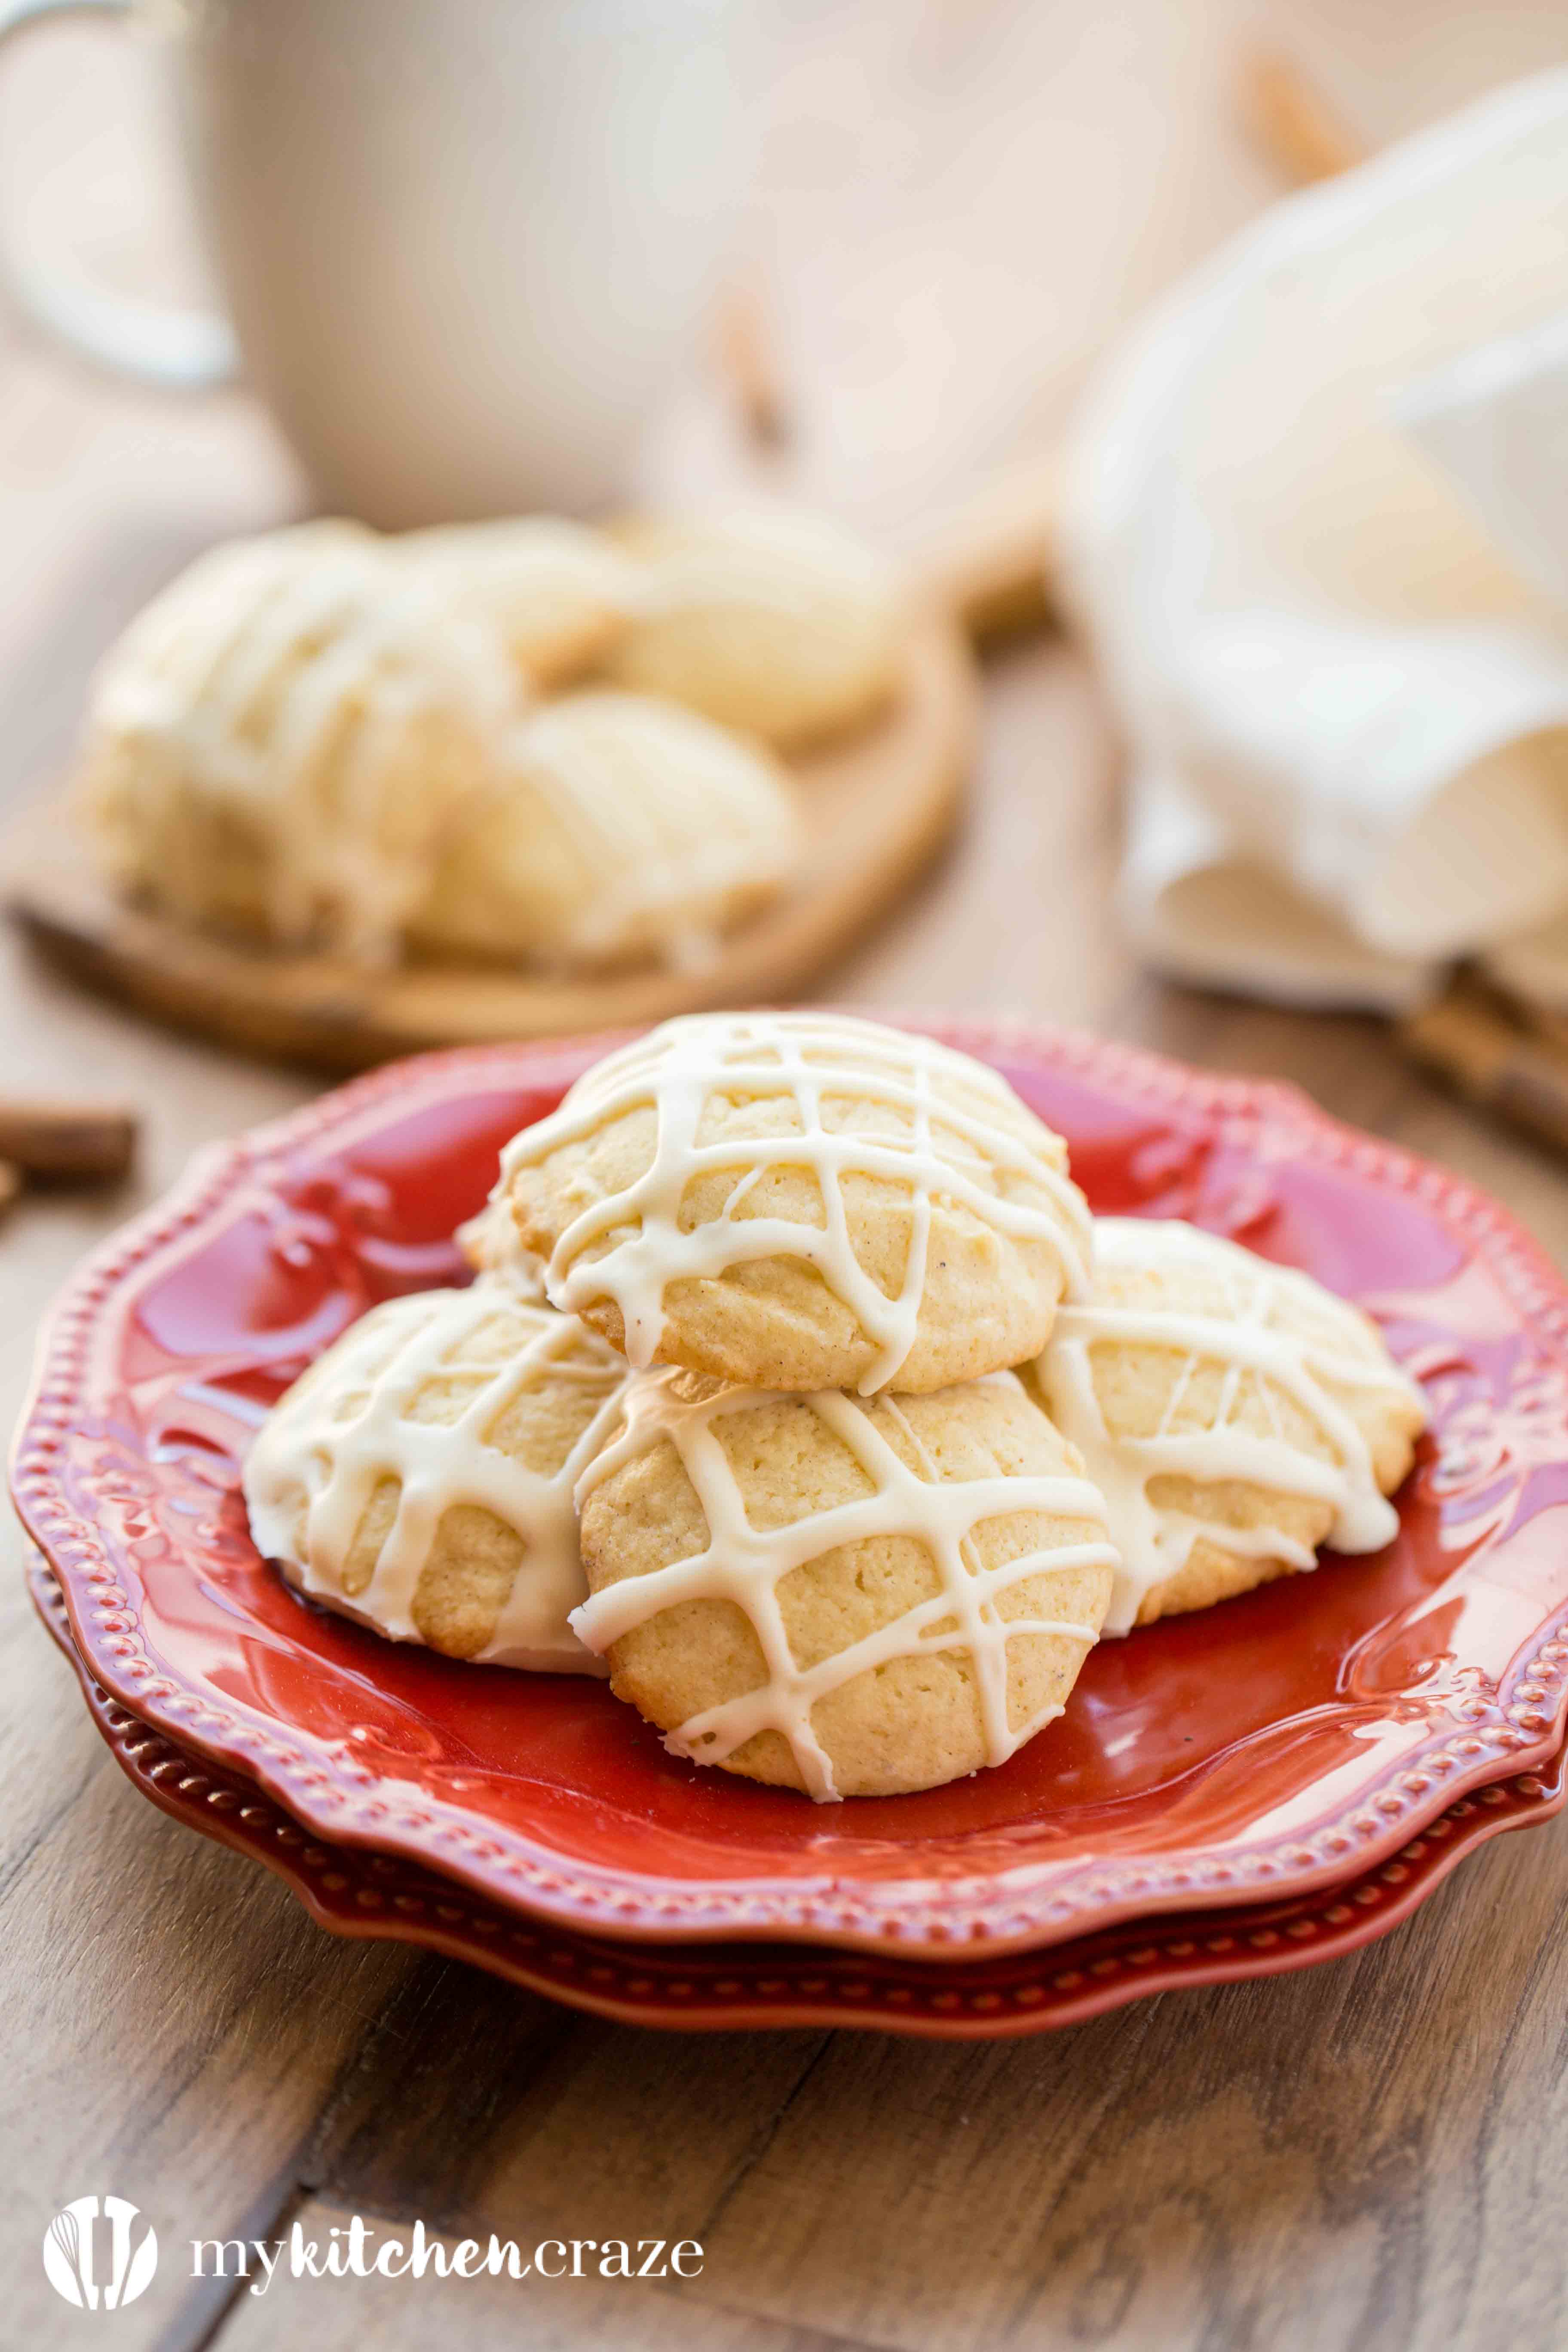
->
[398, 515, 637, 686]
[606, 506, 903, 750]
[77, 520, 517, 960]
[409, 691, 803, 973]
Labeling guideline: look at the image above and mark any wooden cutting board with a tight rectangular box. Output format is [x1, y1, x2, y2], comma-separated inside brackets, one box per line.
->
[3, 604, 979, 1072]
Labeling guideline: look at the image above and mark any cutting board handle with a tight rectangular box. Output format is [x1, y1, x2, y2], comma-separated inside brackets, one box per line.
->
[911, 450, 1063, 643]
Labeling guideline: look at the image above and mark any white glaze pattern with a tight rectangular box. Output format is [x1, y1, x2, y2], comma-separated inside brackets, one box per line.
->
[417, 692, 802, 972]
[573, 1368, 1116, 1801]
[84, 521, 519, 958]
[502, 1011, 1094, 1394]
[244, 1286, 628, 1672]
[1037, 1218, 1427, 1635]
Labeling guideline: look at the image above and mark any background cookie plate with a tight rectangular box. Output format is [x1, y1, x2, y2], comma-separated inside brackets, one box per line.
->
[3, 611, 974, 1071]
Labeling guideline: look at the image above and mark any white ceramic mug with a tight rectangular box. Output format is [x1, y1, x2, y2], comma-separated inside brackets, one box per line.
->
[0, 0, 742, 522]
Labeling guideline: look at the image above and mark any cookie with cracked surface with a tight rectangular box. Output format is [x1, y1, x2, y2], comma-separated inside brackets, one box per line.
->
[574, 1364, 1116, 1798]
[1029, 1217, 1426, 1634]
[409, 691, 802, 973]
[500, 1010, 1093, 1395]
[78, 519, 517, 960]
[244, 1285, 628, 1672]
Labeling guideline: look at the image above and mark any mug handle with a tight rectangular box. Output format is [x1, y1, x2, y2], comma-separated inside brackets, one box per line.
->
[0, 0, 237, 387]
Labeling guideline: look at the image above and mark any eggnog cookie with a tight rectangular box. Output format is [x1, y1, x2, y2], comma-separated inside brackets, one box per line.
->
[501, 1011, 1093, 1396]
[79, 521, 518, 959]
[1031, 1218, 1426, 1635]
[455, 1196, 546, 1298]
[244, 1286, 629, 1672]
[575, 1366, 1116, 1798]
[409, 691, 803, 972]
[399, 515, 636, 686]
[605, 506, 902, 749]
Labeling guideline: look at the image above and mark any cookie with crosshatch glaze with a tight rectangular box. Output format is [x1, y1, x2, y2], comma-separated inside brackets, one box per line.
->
[78, 519, 518, 962]
[243, 1285, 628, 1671]
[574, 1363, 1116, 1798]
[408, 690, 803, 974]
[499, 1010, 1094, 1396]
[1028, 1217, 1426, 1634]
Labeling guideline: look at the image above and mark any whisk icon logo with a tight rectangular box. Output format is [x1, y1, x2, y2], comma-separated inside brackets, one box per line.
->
[42, 2197, 158, 2312]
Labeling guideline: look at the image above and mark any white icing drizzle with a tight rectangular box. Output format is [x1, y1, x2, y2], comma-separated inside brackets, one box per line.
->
[1037, 1218, 1427, 1636]
[85, 521, 519, 958]
[501, 1011, 1094, 1394]
[572, 1369, 1115, 1801]
[479, 693, 801, 970]
[243, 1286, 628, 1672]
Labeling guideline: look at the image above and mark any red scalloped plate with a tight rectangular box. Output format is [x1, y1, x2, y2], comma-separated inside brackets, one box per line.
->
[13, 1018, 1568, 1959]
[28, 1552, 1566, 2036]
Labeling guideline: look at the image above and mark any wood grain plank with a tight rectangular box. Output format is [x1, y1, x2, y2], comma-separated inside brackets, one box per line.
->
[0, 1637, 419, 2352]
[138, 1795, 1566, 2352]
[649, 1827, 1568, 2352]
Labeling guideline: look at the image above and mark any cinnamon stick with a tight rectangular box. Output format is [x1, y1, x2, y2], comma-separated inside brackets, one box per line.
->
[0, 1098, 137, 1181]
[915, 452, 1064, 644]
[1398, 982, 1568, 1158]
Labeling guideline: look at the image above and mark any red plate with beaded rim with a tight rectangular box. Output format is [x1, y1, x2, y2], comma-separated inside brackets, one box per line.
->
[12, 1018, 1568, 1960]
[28, 1553, 1567, 2034]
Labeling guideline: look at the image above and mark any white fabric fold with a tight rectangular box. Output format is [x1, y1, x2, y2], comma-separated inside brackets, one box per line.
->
[1063, 67, 1568, 1014]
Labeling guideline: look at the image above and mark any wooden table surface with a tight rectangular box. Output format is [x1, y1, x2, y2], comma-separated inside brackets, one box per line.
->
[3, 7, 1567, 2347]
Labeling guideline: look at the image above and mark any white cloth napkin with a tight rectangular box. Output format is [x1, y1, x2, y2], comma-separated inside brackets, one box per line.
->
[1061, 68, 1568, 1014]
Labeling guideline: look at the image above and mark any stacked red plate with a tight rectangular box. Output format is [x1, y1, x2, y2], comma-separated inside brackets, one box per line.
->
[15, 1021, 1568, 2036]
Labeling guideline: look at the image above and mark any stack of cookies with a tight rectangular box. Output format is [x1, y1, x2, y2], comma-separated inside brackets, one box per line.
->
[494, 1010, 1117, 1801]
[244, 1011, 1426, 1803]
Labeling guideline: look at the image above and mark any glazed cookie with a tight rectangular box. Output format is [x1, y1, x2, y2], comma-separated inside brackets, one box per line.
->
[244, 1286, 628, 1672]
[409, 691, 803, 972]
[399, 515, 636, 686]
[605, 506, 902, 749]
[575, 1365, 1116, 1798]
[455, 1195, 546, 1298]
[79, 520, 518, 959]
[1031, 1218, 1427, 1634]
[501, 1011, 1094, 1395]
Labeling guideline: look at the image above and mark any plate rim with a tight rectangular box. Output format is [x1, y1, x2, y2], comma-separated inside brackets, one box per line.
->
[12, 1014, 1568, 1957]
[29, 1551, 1566, 2038]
